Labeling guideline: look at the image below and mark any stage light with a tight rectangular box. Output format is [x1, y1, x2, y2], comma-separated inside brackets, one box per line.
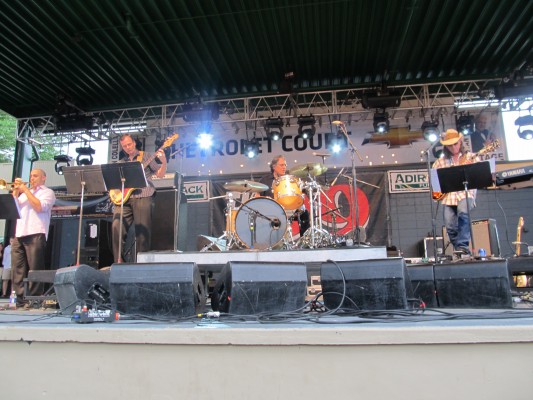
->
[297, 115, 316, 140]
[327, 131, 345, 154]
[456, 114, 475, 136]
[421, 120, 440, 143]
[264, 117, 284, 141]
[54, 154, 72, 175]
[515, 115, 533, 140]
[75, 145, 95, 166]
[373, 112, 389, 134]
[197, 133, 214, 149]
[244, 138, 260, 159]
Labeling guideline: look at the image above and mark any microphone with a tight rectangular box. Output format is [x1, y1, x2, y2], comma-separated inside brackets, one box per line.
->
[312, 152, 331, 157]
[271, 218, 281, 229]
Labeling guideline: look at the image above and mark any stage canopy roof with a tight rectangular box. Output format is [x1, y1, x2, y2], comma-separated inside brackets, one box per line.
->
[1, 0, 532, 120]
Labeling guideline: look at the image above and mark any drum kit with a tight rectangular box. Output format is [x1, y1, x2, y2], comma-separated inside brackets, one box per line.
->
[200, 162, 345, 252]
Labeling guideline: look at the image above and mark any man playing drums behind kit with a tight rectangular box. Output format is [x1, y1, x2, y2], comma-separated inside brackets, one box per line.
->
[257, 155, 310, 236]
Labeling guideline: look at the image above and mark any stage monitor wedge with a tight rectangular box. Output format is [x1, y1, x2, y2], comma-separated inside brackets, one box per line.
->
[434, 259, 512, 308]
[321, 258, 414, 311]
[109, 262, 205, 317]
[54, 265, 110, 315]
[211, 261, 307, 315]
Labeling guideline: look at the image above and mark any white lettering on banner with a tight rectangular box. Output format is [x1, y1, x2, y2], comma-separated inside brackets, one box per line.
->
[109, 137, 120, 163]
[184, 181, 209, 202]
[388, 170, 429, 193]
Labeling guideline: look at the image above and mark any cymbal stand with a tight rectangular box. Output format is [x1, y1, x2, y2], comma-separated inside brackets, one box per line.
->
[297, 179, 332, 248]
[200, 192, 240, 251]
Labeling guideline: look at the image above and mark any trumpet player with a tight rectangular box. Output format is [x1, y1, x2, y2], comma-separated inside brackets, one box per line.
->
[10, 169, 56, 309]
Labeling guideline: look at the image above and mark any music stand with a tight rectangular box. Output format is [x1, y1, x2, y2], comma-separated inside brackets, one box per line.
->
[0, 194, 21, 220]
[101, 162, 147, 263]
[432, 160, 493, 251]
[62, 165, 108, 265]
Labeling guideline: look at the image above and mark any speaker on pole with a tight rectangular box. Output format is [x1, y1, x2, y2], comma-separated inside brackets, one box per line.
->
[109, 262, 205, 317]
[320, 258, 413, 311]
[434, 259, 512, 308]
[54, 265, 110, 314]
[211, 261, 307, 315]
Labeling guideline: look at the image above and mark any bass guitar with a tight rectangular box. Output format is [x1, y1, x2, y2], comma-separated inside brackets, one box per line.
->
[432, 139, 500, 201]
[109, 133, 178, 205]
[516, 216, 524, 256]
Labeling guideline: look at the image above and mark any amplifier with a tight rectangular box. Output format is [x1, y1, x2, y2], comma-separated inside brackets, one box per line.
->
[443, 218, 500, 257]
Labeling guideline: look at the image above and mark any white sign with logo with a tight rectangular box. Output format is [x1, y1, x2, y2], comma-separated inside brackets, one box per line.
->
[388, 169, 429, 193]
[184, 181, 209, 202]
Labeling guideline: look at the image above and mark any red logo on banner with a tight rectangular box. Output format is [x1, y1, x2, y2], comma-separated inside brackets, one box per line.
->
[303, 184, 369, 236]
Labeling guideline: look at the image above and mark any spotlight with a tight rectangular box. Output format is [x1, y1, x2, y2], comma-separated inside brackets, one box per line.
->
[327, 131, 345, 154]
[54, 154, 72, 175]
[197, 133, 214, 149]
[456, 114, 475, 136]
[373, 112, 389, 134]
[421, 120, 440, 143]
[297, 115, 316, 140]
[75, 145, 95, 166]
[264, 117, 284, 141]
[515, 115, 533, 140]
[244, 138, 260, 159]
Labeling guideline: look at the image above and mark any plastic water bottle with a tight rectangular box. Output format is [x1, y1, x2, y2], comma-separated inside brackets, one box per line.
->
[8, 291, 17, 309]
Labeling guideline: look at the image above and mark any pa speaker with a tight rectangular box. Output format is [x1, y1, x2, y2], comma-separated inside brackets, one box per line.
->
[406, 263, 438, 308]
[54, 265, 110, 314]
[109, 262, 205, 317]
[211, 261, 307, 315]
[507, 256, 533, 292]
[434, 260, 512, 308]
[321, 258, 413, 311]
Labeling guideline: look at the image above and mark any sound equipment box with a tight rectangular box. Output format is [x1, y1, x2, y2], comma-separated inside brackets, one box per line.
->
[151, 188, 188, 251]
[320, 258, 414, 311]
[211, 261, 307, 315]
[443, 218, 500, 257]
[434, 259, 512, 308]
[406, 263, 438, 308]
[109, 262, 205, 317]
[54, 264, 110, 314]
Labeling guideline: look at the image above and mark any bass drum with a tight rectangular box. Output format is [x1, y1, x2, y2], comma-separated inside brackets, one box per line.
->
[234, 197, 287, 250]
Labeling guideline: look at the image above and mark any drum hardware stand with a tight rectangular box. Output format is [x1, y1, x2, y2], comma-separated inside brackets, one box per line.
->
[201, 192, 240, 251]
[297, 179, 332, 249]
[332, 121, 364, 245]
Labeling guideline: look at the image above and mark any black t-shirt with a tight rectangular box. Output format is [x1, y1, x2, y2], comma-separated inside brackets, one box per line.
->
[258, 173, 275, 198]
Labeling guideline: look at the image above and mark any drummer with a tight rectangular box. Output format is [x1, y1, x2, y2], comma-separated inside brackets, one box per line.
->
[256, 155, 287, 197]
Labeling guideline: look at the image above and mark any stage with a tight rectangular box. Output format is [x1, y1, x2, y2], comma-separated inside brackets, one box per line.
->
[2, 248, 533, 399]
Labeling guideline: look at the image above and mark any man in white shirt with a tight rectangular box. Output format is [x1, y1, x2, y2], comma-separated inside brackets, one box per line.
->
[11, 169, 56, 308]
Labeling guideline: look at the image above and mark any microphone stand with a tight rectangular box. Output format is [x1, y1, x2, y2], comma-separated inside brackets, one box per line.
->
[336, 122, 364, 245]
[423, 141, 442, 262]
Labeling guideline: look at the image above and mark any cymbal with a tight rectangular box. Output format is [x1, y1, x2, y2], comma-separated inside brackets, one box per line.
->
[223, 180, 269, 193]
[290, 163, 328, 178]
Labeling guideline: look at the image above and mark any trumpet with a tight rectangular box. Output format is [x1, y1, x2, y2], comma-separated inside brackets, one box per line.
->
[0, 179, 29, 191]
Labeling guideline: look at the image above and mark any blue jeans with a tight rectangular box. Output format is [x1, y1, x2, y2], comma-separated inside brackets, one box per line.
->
[444, 198, 475, 250]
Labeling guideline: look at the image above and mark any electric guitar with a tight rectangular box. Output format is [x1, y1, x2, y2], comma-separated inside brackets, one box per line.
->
[432, 139, 500, 201]
[516, 216, 524, 256]
[109, 133, 178, 205]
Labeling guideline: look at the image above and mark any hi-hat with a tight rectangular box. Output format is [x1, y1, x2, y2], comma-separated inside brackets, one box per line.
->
[290, 163, 328, 178]
[223, 180, 268, 193]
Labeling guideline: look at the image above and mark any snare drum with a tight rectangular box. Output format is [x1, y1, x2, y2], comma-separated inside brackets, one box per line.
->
[234, 197, 287, 250]
[272, 175, 304, 210]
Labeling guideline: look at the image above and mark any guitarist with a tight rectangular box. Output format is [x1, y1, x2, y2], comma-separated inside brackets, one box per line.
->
[112, 134, 167, 263]
[432, 129, 480, 257]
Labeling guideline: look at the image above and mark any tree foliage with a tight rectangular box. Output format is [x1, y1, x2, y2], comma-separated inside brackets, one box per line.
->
[0, 110, 59, 162]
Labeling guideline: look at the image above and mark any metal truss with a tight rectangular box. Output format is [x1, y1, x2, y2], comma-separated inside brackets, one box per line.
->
[17, 78, 524, 146]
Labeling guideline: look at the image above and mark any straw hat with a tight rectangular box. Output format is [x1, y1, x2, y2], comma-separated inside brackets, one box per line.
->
[440, 129, 463, 145]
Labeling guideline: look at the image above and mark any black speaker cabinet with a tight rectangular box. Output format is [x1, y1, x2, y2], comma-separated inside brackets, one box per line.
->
[109, 262, 205, 317]
[434, 260, 513, 308]
[151, 188, 188, 251]
[507, 256, 533, 292]
[54, 265, 110, 314]
[406, 263, 438, 308]
[321, 258, 413, 311]
[443, 218, 500, 257]
[211, 261, 307, 315]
